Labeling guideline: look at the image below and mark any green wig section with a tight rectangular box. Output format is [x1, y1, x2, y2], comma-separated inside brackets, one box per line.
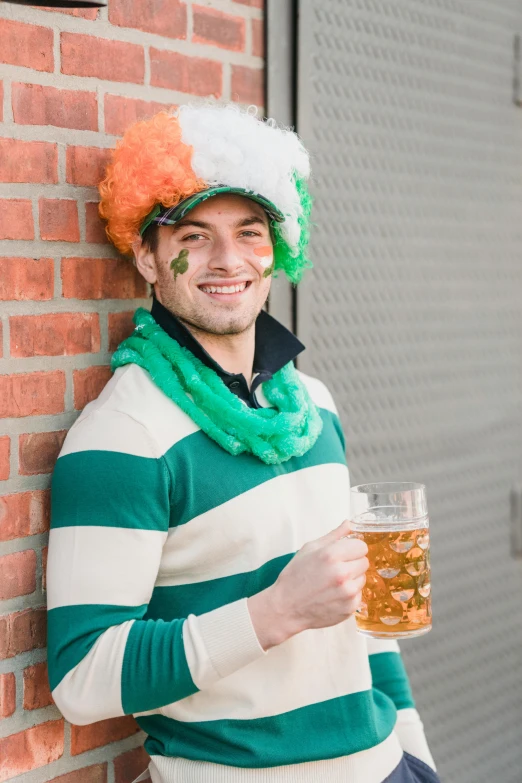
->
[272, 176, 314, 285]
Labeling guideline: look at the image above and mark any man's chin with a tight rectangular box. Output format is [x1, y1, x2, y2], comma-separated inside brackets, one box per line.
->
[199, 319, 254, 336]
[180, 311, 257, 337]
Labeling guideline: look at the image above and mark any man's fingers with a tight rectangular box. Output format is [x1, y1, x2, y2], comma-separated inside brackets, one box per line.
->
[310, 520, 368, 559]
[328, 537, 369, 562]
[320, 518, 356, 544]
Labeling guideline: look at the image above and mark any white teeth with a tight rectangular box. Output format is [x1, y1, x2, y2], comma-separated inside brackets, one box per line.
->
[201, 282, 247, 294]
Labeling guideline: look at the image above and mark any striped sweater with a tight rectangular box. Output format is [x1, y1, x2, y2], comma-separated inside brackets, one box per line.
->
[47, 361, 436, 782]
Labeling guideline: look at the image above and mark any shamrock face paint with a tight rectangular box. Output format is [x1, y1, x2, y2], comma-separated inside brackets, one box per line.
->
[170, 248, 189, 280]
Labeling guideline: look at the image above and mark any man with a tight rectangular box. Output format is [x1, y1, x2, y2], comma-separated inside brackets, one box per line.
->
[47, 104, 440, 783]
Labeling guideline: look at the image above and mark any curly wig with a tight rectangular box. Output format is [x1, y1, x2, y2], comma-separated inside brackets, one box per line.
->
[98, 111, 206, 256]
[98, 104, 313, 282]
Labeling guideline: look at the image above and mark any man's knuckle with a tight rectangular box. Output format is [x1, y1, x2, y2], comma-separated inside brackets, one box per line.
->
[334, 570, 346, 587]
[320, 548, 335, 566]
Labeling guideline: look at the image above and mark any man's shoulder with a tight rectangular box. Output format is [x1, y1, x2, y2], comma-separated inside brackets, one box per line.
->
[60, 364, 199, 461]
[296, 370, 340, 417]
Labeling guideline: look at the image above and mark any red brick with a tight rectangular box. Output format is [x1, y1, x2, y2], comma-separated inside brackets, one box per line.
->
[62, 257, 148, 299]
[114, 745, 151, 783]
[0, 19, 54, 73]
[19, 431, 67, 476]
[42, 545, 48, 591]
[232, 0, 263, 6]
[110, 0, 186, 40]
[0, 719, 64, 781]
[66, 146, 112, 187]
[252, 18, 264, 57]
[71, 716, 140, 756]
[0, 371, 65, 418]
[23, 661, 53, 710]
[108, 311, 135, 351]
[231, 65, 264, 106]
[11, 313, 100, 358]
[85, 202, 109, 244]
[0, 200, 34, 241]
[40, 6, 98, 19]
[150, 49, 222, 97]
[104, 95, 173, 137]
[0, 436, 10, 481]
[0, 550, 36, 600]
[193, 6, 245, 51]
[0, 490, 50, 542]
[0, 607, 46, 661]
[12, 83, 98, 132]
[39, 199, 80, 243]
[0, 258, 54, 301]
[0, 673, 16, 720]
[61, 33, 145, 84]
[0, 138, 58, 184]
[73, 366, 112, 410]
[49, 765, 108, 783]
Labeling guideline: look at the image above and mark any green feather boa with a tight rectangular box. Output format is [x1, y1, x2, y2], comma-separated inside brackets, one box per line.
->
[111, 308, 323, 465]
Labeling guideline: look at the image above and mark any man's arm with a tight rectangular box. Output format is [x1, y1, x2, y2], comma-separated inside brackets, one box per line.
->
[366, 637, 437, 771]
[47, 409, 266, 725]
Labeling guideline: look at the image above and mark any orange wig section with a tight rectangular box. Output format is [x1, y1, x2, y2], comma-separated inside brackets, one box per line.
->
[98, 111, 207, 256]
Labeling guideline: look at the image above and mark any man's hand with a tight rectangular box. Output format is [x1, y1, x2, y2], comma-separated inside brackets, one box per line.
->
[248, 519, 369, 651]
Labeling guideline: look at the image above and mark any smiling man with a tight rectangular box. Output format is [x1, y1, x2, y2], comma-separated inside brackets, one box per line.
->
[46, 105, 440, 783]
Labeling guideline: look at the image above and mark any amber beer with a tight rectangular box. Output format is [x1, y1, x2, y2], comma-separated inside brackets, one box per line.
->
[350, 483, 432, 639]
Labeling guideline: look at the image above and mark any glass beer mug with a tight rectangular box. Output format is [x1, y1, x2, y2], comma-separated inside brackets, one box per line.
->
[350, 482, 431, 639]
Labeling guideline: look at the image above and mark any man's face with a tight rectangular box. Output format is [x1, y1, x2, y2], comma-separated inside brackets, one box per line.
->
[137, 194, 274, 336]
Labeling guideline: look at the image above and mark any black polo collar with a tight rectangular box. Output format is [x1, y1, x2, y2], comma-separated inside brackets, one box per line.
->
[150, 295, 305, 408]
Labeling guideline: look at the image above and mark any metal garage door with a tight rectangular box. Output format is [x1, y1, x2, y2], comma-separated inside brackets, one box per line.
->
[295, 2, 522, 781]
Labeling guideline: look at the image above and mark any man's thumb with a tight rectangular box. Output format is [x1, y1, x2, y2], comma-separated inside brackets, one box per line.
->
[323, 518, 357, 543]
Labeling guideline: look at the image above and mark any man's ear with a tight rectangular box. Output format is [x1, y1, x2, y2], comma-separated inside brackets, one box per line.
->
[133, 236, 158, 285]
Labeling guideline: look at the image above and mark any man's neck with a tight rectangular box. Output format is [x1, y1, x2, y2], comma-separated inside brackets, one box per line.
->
[180, 319, 256, 387]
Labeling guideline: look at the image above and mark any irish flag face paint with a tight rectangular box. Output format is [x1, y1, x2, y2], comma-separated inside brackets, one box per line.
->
[254, 245, 272, 258]
[262, 259, 275, 278]
[254, 245, 273, 270]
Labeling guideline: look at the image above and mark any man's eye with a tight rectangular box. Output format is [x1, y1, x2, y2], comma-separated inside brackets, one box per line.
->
[240, 231, 261, 238]
[183, 234, 205, 241]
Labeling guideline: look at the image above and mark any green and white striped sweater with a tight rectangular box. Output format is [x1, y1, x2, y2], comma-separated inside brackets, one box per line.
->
[47, 361, 435, 782]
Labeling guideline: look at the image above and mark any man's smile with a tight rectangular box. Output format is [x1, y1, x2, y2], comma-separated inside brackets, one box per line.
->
[197, 280, 253, 300]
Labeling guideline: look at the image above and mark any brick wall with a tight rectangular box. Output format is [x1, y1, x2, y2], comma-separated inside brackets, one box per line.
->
[0, 1, 264, 780]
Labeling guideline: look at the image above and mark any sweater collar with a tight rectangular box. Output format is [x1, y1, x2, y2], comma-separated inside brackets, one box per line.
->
[150, 295, 305, 387]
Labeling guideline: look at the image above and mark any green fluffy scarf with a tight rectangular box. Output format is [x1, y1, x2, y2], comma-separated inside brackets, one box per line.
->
[111, 308, 323, 465]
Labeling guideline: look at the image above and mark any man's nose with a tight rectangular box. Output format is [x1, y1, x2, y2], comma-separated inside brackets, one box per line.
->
[207, 236, 246, 273]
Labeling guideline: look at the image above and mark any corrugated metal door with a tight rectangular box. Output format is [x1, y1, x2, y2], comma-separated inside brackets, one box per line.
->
[296, 2, 522, 781]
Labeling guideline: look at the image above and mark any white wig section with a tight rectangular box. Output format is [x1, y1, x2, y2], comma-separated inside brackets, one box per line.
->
[176, 104, 310, 253]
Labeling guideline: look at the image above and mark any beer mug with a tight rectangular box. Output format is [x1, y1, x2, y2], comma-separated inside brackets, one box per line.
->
[350, 482, 431, 639]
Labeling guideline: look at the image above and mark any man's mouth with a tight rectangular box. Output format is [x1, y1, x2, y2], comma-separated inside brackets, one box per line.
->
[198, 281, 252, 299]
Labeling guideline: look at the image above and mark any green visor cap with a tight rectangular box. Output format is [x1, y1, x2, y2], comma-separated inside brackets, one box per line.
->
[139, 186, 286, 236]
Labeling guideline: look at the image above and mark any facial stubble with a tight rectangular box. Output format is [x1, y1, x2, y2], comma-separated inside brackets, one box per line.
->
[157, 263, 269, 337]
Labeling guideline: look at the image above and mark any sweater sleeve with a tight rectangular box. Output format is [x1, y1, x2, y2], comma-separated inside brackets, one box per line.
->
[47, 409, 265, 726]
[366, 637, 437, 771]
